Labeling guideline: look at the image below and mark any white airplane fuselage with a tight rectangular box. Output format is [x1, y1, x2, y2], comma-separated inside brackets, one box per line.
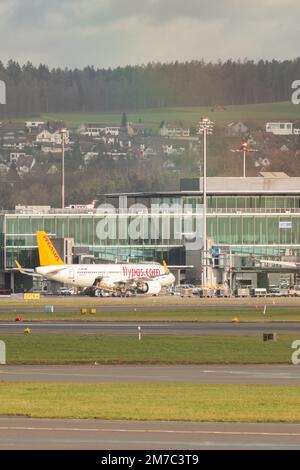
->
[35, 263, 175, 290]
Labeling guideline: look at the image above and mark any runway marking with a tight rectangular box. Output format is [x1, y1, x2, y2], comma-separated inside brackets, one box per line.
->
[202, 370, 299, 379]
[0, 371, 164, 380]
[1, 426, 300, 437]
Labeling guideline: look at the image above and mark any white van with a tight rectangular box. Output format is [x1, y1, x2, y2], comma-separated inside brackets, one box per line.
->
[251, 288, 267, 297]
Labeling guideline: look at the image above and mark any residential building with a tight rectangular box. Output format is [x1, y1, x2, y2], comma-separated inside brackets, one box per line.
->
[159, 124, 190, 138]
[227, 121, 249, 137]
[266, 122, 294, 135]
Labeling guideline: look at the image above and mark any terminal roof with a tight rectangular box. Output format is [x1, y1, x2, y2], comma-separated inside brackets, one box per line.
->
[102, 175, 300, 197]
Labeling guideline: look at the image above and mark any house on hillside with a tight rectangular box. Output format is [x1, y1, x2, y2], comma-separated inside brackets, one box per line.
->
[127, 123, 145, 137]
[0, 163, 10, 174]
[47, 164, 59, 175]
[162, 144, 185, 156]
[16, 155, 35, 177]
[265, 122, 293, 135]
[41, 144, 69, 154]
[79, 123, 120, 137]
[10, 152, 33, 164]
[84, 152, 99, 165]
[36, 130, 53, 144]
[159, 124, 190, 138]
[36, 129, 70, 145]
[227, 121, 249, 137]
[280, 144, 290, 152]
[26, 121, 45, 132]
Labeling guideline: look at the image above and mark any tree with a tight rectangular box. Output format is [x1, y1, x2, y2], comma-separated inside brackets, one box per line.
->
[121, 112, 127, 128]
[0, 58, 298, 118]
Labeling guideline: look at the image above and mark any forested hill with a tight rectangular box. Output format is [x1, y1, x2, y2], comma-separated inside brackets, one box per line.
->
[1, 59, 300, 118]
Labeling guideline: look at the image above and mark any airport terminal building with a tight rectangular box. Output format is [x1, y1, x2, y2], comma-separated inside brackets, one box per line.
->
[1, 172, 300, 292]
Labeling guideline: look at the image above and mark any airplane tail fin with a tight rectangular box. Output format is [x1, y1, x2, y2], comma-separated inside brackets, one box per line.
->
[36, 231, 64, 266]
[162, 260, 170, 274]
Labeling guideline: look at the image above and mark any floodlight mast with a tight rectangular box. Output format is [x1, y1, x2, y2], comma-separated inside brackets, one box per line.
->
[60, 128, 68, 208]
[230, 141, 258, 178]
[198, 116, 214, 287]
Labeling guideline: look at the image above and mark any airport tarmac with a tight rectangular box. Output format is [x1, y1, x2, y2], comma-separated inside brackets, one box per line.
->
[0, 417, 299, 449]
[1, 320, 300, 335]
[0, 364, 299, 384]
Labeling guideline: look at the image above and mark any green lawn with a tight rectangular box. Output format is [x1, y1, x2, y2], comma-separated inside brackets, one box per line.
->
[0, 334, 297, 364]
[0, 383, 299, 422]
[1, 306, 300, 322]
[26, 101, 300, 129]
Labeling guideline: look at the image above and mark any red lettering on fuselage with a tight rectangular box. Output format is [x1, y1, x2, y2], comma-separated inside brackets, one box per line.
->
[122, 266, 161, 279]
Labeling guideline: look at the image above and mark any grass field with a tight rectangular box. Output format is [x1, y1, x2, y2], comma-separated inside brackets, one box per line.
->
[1, 295, 300, 321]
[0, 335, 296, 364]
[1, 305, 300, 322]
[0, 382, 299, 422]
[28, 101, 300, 129]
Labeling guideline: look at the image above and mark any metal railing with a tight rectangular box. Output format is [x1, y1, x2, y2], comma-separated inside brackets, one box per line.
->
[0, 207, 300, 216]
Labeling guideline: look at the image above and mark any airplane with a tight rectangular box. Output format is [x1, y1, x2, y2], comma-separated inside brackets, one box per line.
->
[66, 200, 98, 210]
[16, 231, 175, 296]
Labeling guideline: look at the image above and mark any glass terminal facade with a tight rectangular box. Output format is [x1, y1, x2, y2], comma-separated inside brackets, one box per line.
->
[1, 175, 300, 291]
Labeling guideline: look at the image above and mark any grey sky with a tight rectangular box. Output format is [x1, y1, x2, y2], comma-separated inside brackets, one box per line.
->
[0, 0, 299, 68]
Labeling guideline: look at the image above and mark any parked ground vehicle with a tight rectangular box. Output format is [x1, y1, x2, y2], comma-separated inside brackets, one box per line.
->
[172, 284, 200, 296]
[268, 286, 280, 296]
[199, 287, 215, 298]
[288, 285, 300, 297]
[57, 287, 75, 296]
[215, 287, 231, 297]
[267, 286, 291, 297]
[251, 288, 267, 297]
[235, 288, 250, 297]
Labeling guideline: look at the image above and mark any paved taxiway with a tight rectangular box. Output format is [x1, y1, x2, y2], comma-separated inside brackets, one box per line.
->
[0, 418, 300, 449]
[1, 320, 300, 335]
[0, 364, 299, 384]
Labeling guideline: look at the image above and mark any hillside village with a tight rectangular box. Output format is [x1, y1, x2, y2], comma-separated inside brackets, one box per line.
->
[1, 115, 300, 207]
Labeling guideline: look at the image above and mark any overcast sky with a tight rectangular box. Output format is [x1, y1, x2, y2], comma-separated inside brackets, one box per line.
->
[0, 0, 299, 68]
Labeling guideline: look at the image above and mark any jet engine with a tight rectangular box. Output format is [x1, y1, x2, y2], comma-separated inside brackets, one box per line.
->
[137, 280, 162, 295]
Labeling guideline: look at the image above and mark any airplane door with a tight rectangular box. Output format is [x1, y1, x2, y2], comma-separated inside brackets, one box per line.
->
[68, 269, 75, 281]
